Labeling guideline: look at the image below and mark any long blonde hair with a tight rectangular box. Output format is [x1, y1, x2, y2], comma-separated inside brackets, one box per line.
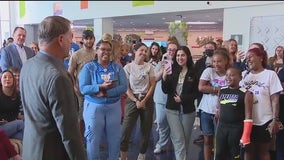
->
[111, 39, 121, 62]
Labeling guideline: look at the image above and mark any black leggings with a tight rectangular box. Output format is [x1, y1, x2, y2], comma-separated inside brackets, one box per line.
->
[215, 123, 243, 160]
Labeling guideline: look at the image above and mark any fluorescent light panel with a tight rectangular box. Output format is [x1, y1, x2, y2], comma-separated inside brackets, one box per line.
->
[165, 21, 217, 25]
[187, 22, 217, 24]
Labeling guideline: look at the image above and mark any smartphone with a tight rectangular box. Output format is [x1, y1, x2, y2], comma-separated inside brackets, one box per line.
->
[111, 79, 118, 83]
[165, 59, 172, 74]
[163, 55, 168, 61]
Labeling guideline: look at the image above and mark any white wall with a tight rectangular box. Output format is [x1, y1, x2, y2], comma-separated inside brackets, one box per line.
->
[10, 1, 284, 54]
[14, 1, 283, 25]
[223, 2, 284, 52]
[0, 1, 11, 44]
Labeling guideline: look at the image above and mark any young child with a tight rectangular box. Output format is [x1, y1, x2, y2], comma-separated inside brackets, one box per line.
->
[214, 67, 253, 160]
[198, 48, 230, 160]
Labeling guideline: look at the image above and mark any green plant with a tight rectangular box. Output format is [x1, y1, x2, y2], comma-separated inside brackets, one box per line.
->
[86, 26, 94, 31]
[168, 22, 188, 46]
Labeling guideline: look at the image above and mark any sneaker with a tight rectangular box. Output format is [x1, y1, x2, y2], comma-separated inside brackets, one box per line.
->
[193, 135, 204, 144]
[154, 148, 163, 154]
[137, 153, 146, 160]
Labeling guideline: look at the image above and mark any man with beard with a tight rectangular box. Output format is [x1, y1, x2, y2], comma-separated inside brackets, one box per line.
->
[68, 30, 96, 143]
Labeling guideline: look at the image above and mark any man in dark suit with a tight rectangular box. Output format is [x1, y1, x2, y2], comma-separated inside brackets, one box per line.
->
[20, 16, 86, 160]
[0, 27, 35, 72]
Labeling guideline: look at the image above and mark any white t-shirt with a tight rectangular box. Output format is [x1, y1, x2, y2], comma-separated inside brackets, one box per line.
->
[198, 67, 227, 114]
[124, 62, 155, 94]
[240, 69, 283, 125]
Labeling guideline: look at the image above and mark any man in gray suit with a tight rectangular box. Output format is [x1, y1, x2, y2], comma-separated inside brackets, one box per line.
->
[0, 27, 35, 72]
[20, 16, 86, 160]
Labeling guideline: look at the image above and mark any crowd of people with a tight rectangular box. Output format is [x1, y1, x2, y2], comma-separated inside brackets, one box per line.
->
[0, 15, 283, 160]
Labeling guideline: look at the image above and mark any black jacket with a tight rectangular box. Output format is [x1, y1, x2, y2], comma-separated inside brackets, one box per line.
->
[195, 56, 207, 80]
[195, 56, 212, 98]
[161, 66, 198, 114]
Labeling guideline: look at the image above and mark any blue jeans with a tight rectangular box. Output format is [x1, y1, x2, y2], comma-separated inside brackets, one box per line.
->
[166, 109, 195, 160]
[0, 119, 24, 140]
[83, 100, 121, 160]
[155, 103, 170, 150]
[200, 111, 216, 136]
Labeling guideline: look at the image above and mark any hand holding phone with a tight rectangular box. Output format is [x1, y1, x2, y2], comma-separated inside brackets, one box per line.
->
[236, 50, 245, 62]
[164, 59, 172, 74]
[110, 79, 118, 83]
[165, 59, 172, 69]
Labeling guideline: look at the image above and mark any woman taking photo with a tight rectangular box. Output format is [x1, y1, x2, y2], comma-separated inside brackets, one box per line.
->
[162, 46, 198, 160]
[153, 41, 179, 154]
[120, 42, 156, 160]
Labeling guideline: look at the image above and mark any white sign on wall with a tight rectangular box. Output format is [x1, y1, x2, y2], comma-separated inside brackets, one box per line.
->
[250, 15, 284, 58]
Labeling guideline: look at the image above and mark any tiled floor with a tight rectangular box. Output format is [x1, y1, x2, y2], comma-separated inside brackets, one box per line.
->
[100, 116, 204, 160]
[99, 116, 277, 160]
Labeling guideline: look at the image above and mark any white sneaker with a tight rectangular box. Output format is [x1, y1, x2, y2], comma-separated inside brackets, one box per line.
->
[137, 153, 146, 160]
[154, 148, 162, 154]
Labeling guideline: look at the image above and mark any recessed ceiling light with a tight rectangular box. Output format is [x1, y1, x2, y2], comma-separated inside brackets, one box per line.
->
[162, 17, 166, 20]
[146, 23, 150, 25]
[72, 25, 87, 29]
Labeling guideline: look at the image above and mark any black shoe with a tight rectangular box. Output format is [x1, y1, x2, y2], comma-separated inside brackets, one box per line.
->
[193, 135, 204, 144]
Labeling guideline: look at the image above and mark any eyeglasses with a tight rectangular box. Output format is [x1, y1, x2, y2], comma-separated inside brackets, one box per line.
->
[167, 48, 177, 52]
[98, 48, 112, 52]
